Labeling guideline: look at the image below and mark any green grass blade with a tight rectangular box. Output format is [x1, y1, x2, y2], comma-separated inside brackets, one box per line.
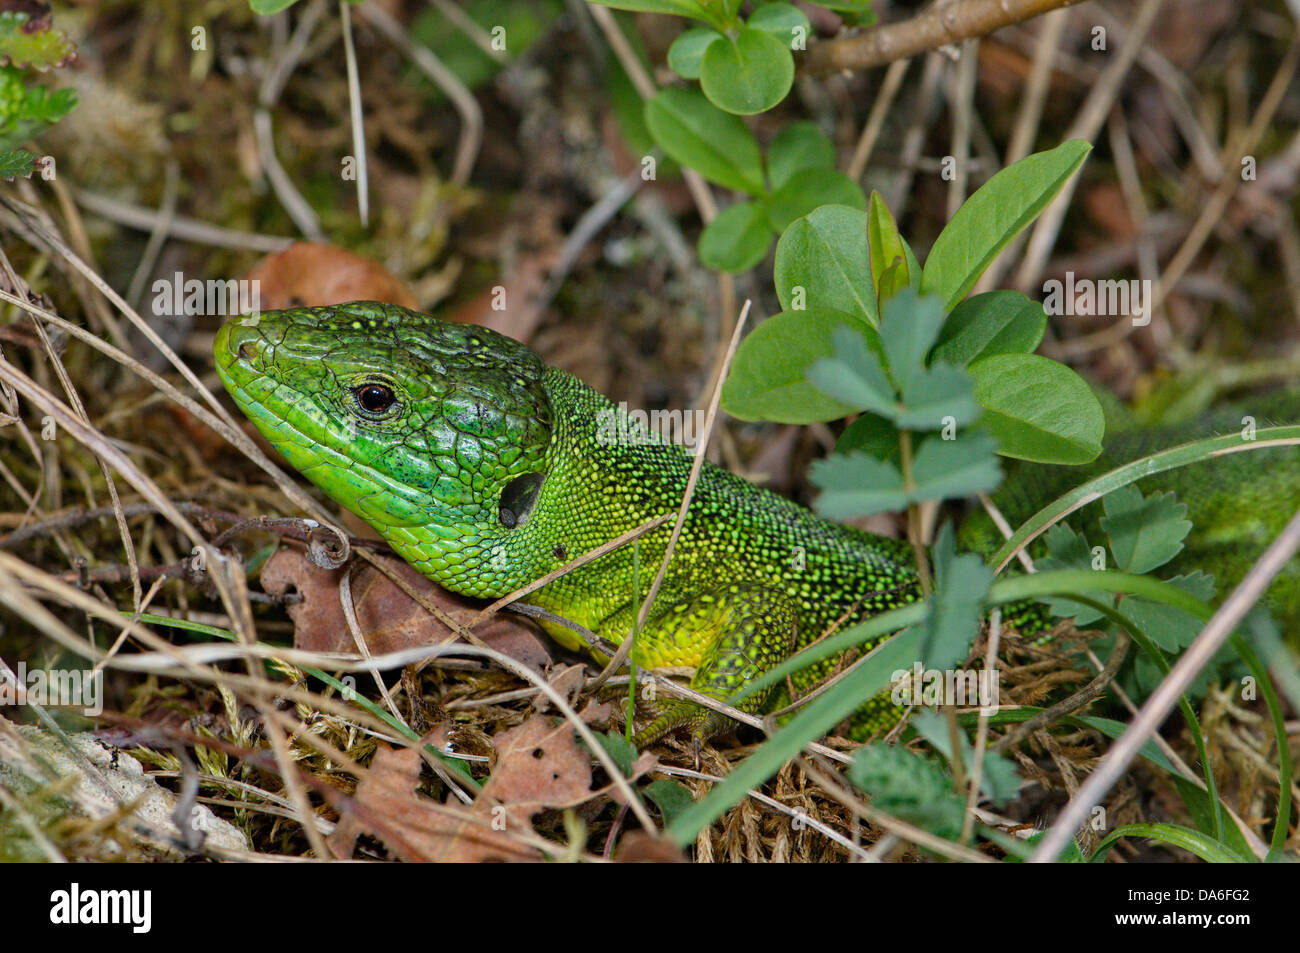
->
[1089, 823, 1249, 863]
[1231, 635, 1292, 861]
[666, 626, 922, 847]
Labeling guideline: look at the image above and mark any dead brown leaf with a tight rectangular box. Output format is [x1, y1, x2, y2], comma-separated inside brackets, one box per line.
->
[484, 714, 600, 820]
[260, 547, 550, 670]
[329, 711, 630, 862]
[326, 742, 536, 862]
[246, 242, 418, 310]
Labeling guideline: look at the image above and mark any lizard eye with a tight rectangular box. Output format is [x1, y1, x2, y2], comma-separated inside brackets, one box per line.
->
[353, 382, 396, 415]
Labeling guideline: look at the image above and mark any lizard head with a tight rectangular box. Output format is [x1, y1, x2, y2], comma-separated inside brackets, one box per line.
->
[214, 301, 555, 591]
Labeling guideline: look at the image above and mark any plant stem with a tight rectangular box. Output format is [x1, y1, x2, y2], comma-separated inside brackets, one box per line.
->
[899, 429, 932, 594]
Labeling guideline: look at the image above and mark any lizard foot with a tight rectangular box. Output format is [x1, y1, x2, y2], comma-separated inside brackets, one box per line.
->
[631, 698, 731, 751]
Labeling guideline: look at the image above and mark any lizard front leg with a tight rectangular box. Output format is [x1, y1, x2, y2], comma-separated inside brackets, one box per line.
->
[618, 584, 798, 749]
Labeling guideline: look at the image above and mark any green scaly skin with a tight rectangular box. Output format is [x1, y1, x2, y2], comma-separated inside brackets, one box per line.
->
[214, 301, 1300, 745]
[214, 302, 921, 745]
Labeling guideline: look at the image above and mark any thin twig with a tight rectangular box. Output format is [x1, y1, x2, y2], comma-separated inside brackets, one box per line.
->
[806, 0, 1085, 76]
[658, 763, 873, 860]
[992, 631, 1129, 753]
[1081, 645, 1269, 859]
[847, 58, 910, 182]
[0, 286, 353, 566]
[426, 0, 504, 61]
[125, 160, 179, 311]
[886, 51, 946, 219]
[1011, 0, 1165, 295]
[976, 492, 1035, 573]
[6, 256, 144, 611]
[947, 39, 978, 219]
[974, 6, 1066, 294]
[72, 189, 294, 252]
[1004, 7, 1067, 167]
[253, 108, 325, 241]
[585, 3, 717, 224]
[339, 562, 403, 722]
[536, 166, 648, 313]
[1151, 26, 1300, 315]
[260, 0, 327, 105]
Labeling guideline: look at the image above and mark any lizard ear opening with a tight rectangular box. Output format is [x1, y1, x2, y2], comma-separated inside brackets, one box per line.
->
[498, 473, 544, 529]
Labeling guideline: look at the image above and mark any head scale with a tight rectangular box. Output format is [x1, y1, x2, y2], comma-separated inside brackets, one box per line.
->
[214, 302, 553, 584]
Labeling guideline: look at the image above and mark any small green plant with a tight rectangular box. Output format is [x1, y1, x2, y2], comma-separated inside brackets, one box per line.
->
[646, 90, 865, 271]
[643, 130, 1294, 862]
[0, 5, 77, 180]
[1037, 488, 1245, 698]
[721, 140, 1104, 549]
[0, 7, 75, 72]
[590, 0, 874, 115]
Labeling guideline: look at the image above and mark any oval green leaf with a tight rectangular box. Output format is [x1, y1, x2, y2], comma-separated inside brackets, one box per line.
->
[931, 290, 1047, 367]
[920, 140, 1091, 310]
[968, 353, 1104, 464]
[745, 3, 810, 45]
[699, 27, 794, 115]
[667, 27, 722, 80]
[721, 309, 870, 423]
[698, 201, 772, 272]
[773, 204, 877, 327]
[645, 88, 764, 195]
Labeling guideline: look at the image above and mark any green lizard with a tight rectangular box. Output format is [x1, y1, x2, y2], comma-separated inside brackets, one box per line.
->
[214, 301, 1300, 746]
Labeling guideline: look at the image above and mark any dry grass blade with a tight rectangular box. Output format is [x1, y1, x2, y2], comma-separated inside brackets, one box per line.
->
[360, 2, 482, 187]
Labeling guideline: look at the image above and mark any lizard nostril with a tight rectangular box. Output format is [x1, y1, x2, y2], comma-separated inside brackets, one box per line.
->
[225, 322, 266, 366]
